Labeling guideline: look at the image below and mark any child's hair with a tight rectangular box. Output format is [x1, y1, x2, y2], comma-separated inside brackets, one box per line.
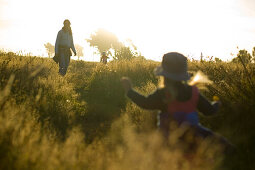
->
[159, 71, 212, 103]
[159, 76, 188, 102]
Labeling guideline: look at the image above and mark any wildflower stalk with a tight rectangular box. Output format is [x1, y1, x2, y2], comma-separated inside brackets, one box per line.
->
[237, 55, 254, 87]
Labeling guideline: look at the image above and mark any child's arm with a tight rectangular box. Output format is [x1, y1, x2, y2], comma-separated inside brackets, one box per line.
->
[127, 89, 165, 110]
[121, 77, 165, 110]
[197, 93, 220, 116]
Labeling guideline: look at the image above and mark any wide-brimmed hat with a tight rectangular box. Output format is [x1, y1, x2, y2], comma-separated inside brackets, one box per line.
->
[154, 52, 190, 81]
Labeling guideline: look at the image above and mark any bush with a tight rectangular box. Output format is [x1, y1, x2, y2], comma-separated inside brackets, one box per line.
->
[0, 52, 254, 169]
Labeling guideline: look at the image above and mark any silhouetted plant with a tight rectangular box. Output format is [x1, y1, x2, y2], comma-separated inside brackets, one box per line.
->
[44, 42, 55, 58]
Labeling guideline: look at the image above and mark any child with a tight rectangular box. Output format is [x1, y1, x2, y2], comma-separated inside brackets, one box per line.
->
[121, 52, 233, 151]
[100, 52, 109, 64]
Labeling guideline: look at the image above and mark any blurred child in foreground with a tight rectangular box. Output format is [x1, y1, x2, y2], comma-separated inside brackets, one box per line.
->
[121, 52, 234, 154]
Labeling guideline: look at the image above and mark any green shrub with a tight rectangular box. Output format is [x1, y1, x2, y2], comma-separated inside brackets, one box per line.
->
[0, 52, 254, 169]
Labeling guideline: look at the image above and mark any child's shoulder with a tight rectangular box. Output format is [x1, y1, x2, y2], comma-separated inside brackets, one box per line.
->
[155, 87, 167, 96]
[190, 85, 199, 94]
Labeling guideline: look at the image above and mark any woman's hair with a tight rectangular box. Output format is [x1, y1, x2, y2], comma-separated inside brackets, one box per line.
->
[62, 19, 72, 36]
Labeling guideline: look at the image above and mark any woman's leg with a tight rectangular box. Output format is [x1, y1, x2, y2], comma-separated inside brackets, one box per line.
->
[64, 54, 70, 74]
[59, 50, 66, 76]
[59, 49, 70, 76]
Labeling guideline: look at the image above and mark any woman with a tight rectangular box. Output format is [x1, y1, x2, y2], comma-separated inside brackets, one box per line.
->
[54, 19, 76, 76]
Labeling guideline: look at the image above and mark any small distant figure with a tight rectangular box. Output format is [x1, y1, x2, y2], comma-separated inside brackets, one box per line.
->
[100, 51, 109, 64]
[121, 52, 234, 154]
[54, 19, 76, 76]
[200, 52, 204, 62]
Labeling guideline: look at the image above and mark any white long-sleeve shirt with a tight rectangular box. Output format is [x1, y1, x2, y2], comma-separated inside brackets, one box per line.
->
[55, 29, 76, 54]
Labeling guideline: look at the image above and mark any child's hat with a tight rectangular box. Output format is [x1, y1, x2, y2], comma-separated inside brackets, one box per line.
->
[154, 52, 190, 81]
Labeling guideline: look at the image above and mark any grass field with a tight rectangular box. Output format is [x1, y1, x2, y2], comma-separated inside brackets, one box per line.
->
[0, 52, 254, 170]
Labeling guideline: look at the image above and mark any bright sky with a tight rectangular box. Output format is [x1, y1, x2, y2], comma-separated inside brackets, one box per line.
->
[0, 0, 255, 61]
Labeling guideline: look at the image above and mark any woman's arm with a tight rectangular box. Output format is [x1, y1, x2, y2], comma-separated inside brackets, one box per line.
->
[55, 31, 61, 55]
[70, 35, 76, 55]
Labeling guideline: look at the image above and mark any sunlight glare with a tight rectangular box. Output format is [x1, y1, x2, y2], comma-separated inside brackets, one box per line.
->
[0, 0, 254, 61]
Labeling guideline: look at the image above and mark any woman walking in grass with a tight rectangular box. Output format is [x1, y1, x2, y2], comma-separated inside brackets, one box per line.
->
[54, 19, 76, 76]
[121, 52, 233, 153]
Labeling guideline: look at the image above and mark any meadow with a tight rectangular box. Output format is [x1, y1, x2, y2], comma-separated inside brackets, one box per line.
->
[0, 52, 254, 170]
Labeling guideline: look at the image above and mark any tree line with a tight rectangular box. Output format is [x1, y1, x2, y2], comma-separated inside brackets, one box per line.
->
[44, 29, 144, 61]
[44, 43, 84, 60]
[86, 28, 143, 60]
[231, 47, 255, 64]
[45, 28, 255, 63]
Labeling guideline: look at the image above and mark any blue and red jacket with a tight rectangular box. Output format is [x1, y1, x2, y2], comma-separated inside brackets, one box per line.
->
[127, 85, 219, 137]
[167, 86, 199, 125]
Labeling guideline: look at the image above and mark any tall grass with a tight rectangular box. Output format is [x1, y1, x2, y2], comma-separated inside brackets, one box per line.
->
[0, 52, 254, 169]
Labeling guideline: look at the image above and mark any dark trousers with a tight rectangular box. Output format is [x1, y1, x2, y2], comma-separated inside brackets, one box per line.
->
[158, 113, 234, 154]
[59, 48, 71, 76]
